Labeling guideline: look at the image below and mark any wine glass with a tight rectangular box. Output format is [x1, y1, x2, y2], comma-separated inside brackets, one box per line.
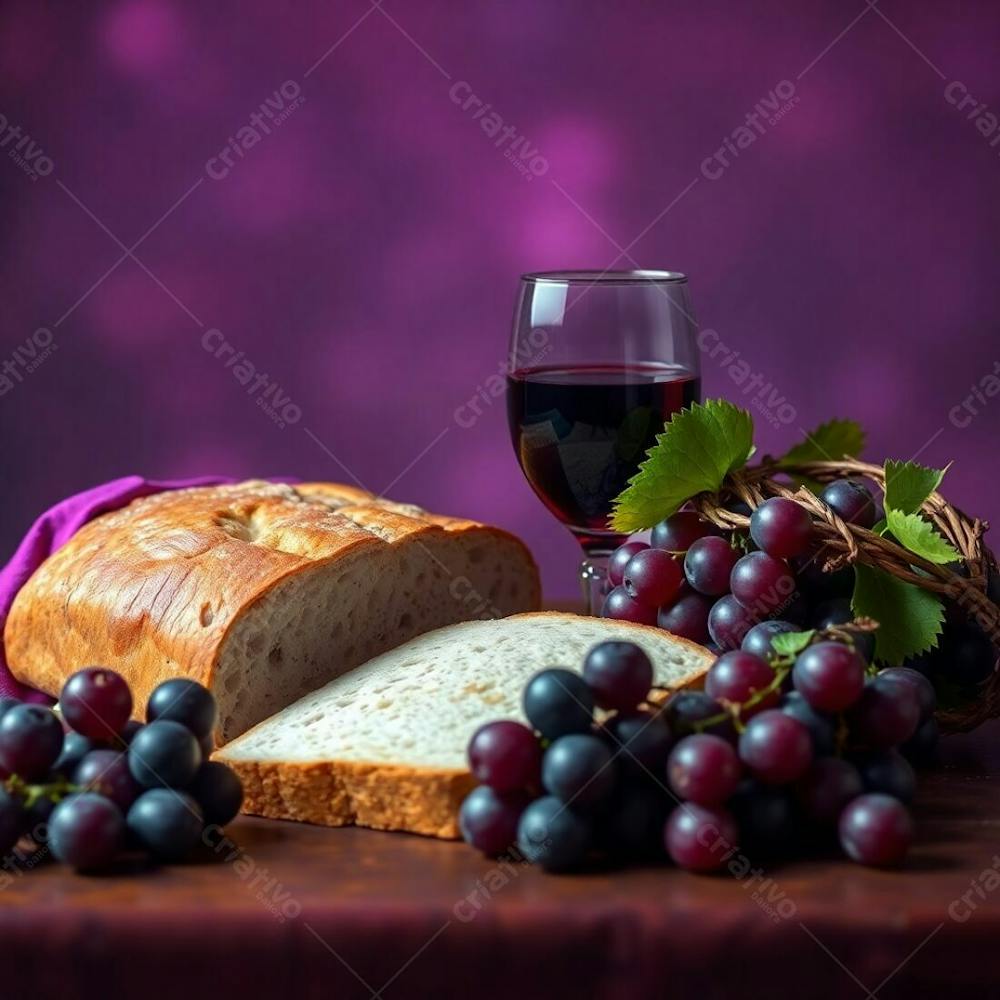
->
[506, 270, 701, 614]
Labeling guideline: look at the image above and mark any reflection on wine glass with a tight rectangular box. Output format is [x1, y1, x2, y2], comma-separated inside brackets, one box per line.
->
[506, 271, 701, 613]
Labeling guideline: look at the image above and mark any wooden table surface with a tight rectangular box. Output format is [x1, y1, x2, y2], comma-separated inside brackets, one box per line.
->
[4, 717, 1000, 999]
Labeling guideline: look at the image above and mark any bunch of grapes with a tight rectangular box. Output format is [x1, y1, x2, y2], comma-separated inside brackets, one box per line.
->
[603, 478, 998, 700]
[602, 484, 881, 651]
[459, 625, 936, 873]
[666, 637, 932, 870]
[0, 669, 243, 871]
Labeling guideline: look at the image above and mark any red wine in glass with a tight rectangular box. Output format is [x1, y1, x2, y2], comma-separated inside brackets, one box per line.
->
[506, 271, 701, 613]
[507, 363, 700, 550]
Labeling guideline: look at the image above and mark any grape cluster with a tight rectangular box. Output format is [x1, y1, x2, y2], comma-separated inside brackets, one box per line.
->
[459, 626, 935, 873]
[667, 638, 932, 869]
[605, 480, 999, 704]
[0, 669, 243, 871]
[601, 488, 883, 652]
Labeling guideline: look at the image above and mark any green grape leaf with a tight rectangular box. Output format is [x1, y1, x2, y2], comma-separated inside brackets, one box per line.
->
[884, 509, 960, 565]
[851, 564, 944, 665]
[883, 459, 948, 516]
[770, 630, 816, 658]
[610, 400, 755, 532]
[777, 419, 866, 465]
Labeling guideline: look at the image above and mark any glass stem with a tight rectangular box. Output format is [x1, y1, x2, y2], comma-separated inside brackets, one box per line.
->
[580, 553, 611, 615]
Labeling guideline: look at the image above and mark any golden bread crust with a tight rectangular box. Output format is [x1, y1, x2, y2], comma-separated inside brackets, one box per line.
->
[4, 480, 541, 717]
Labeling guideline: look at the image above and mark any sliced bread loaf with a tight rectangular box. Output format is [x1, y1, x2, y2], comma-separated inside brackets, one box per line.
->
[216, 612, 714, 838]
[5, 481, 540, 743]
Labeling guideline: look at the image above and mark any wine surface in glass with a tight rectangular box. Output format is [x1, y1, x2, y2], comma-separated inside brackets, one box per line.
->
[507, 362, 700, 552]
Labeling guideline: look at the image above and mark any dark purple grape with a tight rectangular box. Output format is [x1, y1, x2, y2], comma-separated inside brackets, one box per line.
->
[601, 586, 658, 625]
[583, 641, 653, 712]
[516, 795, 591, 871]
[146, 679, 218, 740]
[664, 803, 738, 871]
[704, 650, 778, 715]
[792, 641, 866, 712]
[651, 512, 718, 553]
[780, 691, 836, 756]
[667, 734, 742, 806]
[467, 720, 541, 792]
[608, 540, 649, 587]
[750, 498, 813, 559]
[730, 552, 798, 618]
[126, 789, 204, 861]
[60, 667, 132, 741]
[188, 762, 244, 826]
[0, 698, 21, 721]
[48, 793, 124, 870]
[876, 667, 936, 723]
[847, 674, 920, 749]
[0, 786, 26, 854]
[598, 785, 671, 859]
[657, 591, 713, 644]
[901, 717, 939, 767]
[729, 781, 799, 856]
[74, 750, 142, 812]
[662, 690, 732, 740]
[809, 598, 875, 662]
[120, 720, 145, 745]
[851, 634, 876, 665]
[542, 734, 616, 809]
[820, 479, 877, 529]
[794, 554, 854, 602]
[127, 720, 202, 789]
[838, 793, 912, 866]
[24, 794, 55, 846]
[0, 704, 64, 781]
[797, 757, 863, 824]
[809, 598, 852, 629]
[684, 537, 739, 596]
[902, 649, 939, 681]
[53, 731, 94, 778]
[459, 785, 530, 856]
[738, 710, 813, 784]
[941, 624, 997, 687]
[623, 548, 684, 608]
[728, 499, 754, 518]
[741, 620, 797, 660]
[522, 669, 594, 740]
[855, 750, 916, 802]
[604, 709, 673, 775]
[780, 594, 810, 626]
[707, 595, 760, 650]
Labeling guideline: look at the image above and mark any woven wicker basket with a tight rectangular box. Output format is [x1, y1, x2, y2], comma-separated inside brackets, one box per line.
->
[687, 458, 1000, 733]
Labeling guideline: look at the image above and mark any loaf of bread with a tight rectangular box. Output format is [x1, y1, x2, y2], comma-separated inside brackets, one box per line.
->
[4, 480, 540, 743]
[217, 613, 714, 838]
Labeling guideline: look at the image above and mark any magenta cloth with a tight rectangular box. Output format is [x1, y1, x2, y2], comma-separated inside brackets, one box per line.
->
[0, 476, 235, 701]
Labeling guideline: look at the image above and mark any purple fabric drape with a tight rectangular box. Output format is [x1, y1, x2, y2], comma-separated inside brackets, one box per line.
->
[0, 476, 234, 700]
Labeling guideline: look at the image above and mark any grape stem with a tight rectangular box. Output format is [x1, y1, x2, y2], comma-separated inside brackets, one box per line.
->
[4, 774, 78, 807]
[689, 666, 790, 735]
[677, 620, 875, 733]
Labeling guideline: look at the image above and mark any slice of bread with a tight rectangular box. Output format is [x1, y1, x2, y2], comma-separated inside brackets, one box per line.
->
[217, 612, 714, 839]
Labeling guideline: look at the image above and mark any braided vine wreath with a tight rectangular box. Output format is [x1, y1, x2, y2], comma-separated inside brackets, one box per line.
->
[610, 401, 1000, 733]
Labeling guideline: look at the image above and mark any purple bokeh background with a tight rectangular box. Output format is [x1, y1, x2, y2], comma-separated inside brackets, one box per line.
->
[1, 0, 998, 598]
